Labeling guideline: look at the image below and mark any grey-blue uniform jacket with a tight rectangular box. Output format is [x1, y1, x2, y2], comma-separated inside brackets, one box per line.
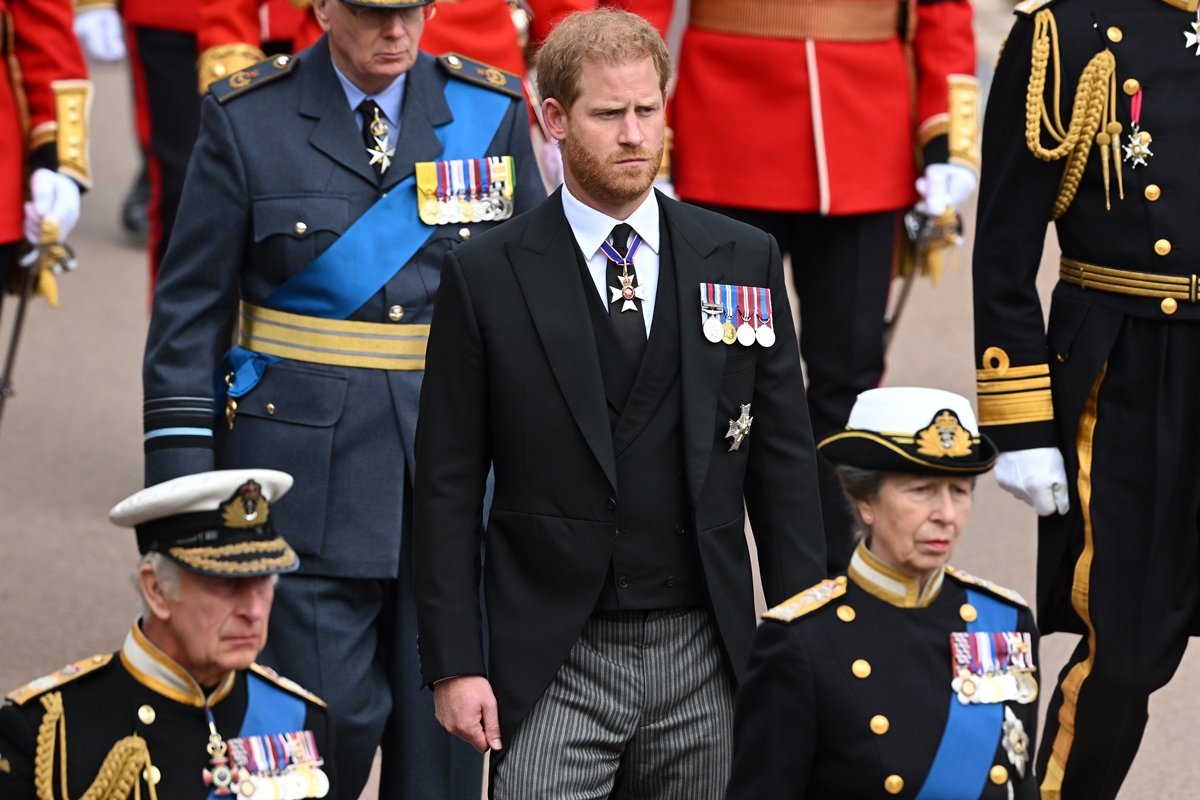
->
[142, 37, 543, 578]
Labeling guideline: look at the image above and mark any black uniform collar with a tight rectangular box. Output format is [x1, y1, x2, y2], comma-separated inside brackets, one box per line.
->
[119, 620, 236, 708]
[847, 541, 946, 608]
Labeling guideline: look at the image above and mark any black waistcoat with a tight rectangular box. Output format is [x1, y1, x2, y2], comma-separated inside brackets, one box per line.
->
[574, 218, 701, 610]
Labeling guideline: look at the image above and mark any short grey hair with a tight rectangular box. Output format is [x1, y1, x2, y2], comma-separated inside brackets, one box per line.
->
[132, 552, 183, 618]
[834, 466, 887, 544]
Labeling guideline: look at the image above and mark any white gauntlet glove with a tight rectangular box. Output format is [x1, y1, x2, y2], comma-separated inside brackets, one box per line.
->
[915, 163, 977, 217]
[995, 447, 1070, 516]
[25, 169, 81, 244]
[74, 8, 126, 63]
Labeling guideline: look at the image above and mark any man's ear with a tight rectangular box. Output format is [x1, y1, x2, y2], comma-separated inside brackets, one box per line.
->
[311, 0, 334, 32]
[138, 563, 173, 622]
[542, 98, 568, 144]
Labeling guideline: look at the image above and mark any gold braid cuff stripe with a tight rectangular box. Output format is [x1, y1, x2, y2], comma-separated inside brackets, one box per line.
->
[1060, 257, 1198, 302]
[169, 544, 297, 574]
[240, 301, 429, 371]
[978, 391, 1054, 426]
[948, 75, 981, 173]
[73, 0, 117, 9]
[689, 0, 900, 42]
[52, 80, 92, 189]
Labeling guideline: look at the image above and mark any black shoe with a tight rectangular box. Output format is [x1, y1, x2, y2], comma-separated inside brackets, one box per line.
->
[122, 165, 150, 243]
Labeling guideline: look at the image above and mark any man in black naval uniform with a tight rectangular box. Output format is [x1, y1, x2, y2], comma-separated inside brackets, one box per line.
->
[140, 0, 543, 797]
[0, 470, 333, 800]
[972, 0, 1200, 796]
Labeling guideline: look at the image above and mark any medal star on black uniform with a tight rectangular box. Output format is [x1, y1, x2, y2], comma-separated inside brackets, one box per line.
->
[365, 107, 395, 175]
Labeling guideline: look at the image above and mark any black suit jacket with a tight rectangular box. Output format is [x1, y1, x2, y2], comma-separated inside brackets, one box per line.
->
[413, 189, 826, 733]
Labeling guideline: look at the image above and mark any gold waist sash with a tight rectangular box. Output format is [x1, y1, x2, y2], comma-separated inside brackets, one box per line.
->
[688, 0, 900, 42]
[1059, 257, 1199, 303]
[239, 302, 429, 371]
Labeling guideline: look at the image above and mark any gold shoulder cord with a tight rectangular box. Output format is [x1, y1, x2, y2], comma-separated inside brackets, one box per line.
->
[1025, 9, 1120, 217]
[34, 692, 159, 800]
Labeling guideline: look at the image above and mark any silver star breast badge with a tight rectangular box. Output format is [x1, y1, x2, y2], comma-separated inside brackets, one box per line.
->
[1186, 21, 1200, 55]
[1122, 127, 1153, 167]
[367, 136, 395, 174]
[726, 404, 753, 451]
[609, 272, 645, 312]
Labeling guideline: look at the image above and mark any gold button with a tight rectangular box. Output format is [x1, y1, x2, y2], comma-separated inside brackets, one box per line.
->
[1155, 238, 1171, 256]
[137, 704, 156, 725]
[852, 659, 871, 679]
[1145, 184, 1161, 201]
[266, 403, 275, 415]
[213, 63, 226, 77]
[884, 775, 904, 794]
[1123, 78, 1140, 95]
[459, 227, 471, 240]
[388, 305, 406, 322]
[1107, 26, 1122, 42]
[275, 56, 290, 67]
[870, 715, 890, 735]
[836, 605, 856, 623]
[990, 765, 1009, 785]
[294, 221, 308, 236]
[960, 603, 977, 622]
[143, 766, 161, 785]
[1161, 297, 1178, 315]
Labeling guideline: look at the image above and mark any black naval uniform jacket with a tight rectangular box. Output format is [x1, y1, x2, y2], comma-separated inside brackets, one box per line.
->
[142, 36, 542, 578]
[972, 0, 1200, 630]
[0, 623, 334, 800]
[412, 188, 828, 737]
[727, 543, 1040, 800]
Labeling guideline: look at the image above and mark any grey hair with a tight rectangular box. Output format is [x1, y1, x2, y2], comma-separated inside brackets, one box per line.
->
[132, 552, 183, 618]
[834, 466, 887, 544]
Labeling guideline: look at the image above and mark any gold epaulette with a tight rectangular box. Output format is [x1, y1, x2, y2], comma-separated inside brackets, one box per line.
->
[6, 654, 112, 706]
[945, 566, 1029, 607]
[198, 43, 268, 95]
[762, 576, 847, 622]
[438, 53, 522, 100]
[210, 54, 298, 105]
[975, 347, 1053, 427]
[250, 663, 327, 708]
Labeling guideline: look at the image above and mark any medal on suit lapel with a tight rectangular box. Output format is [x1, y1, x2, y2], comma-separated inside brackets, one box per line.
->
[721, 285, 738, 345]
[725, 404, 753, 451]
[755, 287, 776, 347]
[1186, 9, 1200, 55]
[701, 284, 724, 343]
[365, 108, 395, 175]
[736, 285, 756, 346]
[603, 232, 645, 312]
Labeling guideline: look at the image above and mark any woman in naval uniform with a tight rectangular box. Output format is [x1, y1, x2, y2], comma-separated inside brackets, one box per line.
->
[726, 387, 1039, 800]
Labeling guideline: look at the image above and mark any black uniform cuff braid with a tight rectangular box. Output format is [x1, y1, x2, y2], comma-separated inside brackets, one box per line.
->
[27, 142, 58, 175]
[922, 135, 950, 168]
[979, 419, 1059, 454]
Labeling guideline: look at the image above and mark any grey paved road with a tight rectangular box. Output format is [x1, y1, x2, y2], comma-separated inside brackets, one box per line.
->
[2, 4, 1197, 797]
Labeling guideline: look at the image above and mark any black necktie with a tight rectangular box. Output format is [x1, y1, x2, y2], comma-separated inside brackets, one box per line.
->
[358, 98, 389, 179]
[606, 223, 647, 368]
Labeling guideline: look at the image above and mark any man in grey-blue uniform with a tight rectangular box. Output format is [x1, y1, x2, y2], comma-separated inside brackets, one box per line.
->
[139, 0, 544, 797]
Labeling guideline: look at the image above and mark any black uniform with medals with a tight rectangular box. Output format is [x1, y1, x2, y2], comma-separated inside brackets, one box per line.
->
[726, 547, 1039, 800]
[0, 628, 334, 800]
[972, 0, 1200, 796]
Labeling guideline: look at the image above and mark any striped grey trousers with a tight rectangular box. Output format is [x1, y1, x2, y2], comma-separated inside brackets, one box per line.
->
[491, 607, 735, 799]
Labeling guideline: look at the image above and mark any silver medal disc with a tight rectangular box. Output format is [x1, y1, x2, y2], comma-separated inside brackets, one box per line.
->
[703, 316, 724, 343]
[737, 323, 756, 347]
[755, 325, 776, 348]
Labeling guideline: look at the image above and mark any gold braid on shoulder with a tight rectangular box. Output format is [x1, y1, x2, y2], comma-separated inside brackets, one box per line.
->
[1025, 8, 1121, 217]
[35, 692, 159, 800]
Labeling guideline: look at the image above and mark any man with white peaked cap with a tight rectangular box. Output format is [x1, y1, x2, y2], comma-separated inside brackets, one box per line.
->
[0, 469, 336, 800]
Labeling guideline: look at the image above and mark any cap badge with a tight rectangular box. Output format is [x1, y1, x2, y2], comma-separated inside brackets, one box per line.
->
[916, 410, 972, 458]
[221, 481, 270, 529]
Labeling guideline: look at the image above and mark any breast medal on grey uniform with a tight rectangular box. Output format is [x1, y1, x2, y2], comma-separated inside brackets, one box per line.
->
[140, 33, 544, 800]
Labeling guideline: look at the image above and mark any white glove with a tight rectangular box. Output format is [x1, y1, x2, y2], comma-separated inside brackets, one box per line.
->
[25, 169, 81, 244]
[994, 447, 1070, 516]
[74, 8, 126, 63]
[540, 140, 563, 189]
[915, 163, 977, 216]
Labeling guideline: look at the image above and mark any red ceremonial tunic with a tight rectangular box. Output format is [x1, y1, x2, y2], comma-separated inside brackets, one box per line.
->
[0, 0, 87, 243]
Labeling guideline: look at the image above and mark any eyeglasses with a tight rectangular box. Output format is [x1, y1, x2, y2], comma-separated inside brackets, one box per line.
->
[340, 1, 437, 27]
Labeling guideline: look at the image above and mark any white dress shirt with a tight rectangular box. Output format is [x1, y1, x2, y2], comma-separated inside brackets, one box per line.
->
[332, 59, 406, 149]
[561, 184, 661, 336]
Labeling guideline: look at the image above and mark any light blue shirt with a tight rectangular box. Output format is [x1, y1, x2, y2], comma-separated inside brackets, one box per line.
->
[562, 184, 661, 336]
[332, 58, 406, 149]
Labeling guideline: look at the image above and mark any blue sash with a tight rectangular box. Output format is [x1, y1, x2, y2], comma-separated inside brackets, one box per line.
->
[218, 77, 511, 400]
[207, 673, 307, 800]
[913, 589, 1016, 800]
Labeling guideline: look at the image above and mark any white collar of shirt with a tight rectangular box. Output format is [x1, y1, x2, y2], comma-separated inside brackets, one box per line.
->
[561, 183, 660, 260]
[332, 58, 406, 146]
[561, 184, 662, 336]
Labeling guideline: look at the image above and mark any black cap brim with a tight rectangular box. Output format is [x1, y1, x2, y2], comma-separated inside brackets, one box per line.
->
[819, 429, 999, 476]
